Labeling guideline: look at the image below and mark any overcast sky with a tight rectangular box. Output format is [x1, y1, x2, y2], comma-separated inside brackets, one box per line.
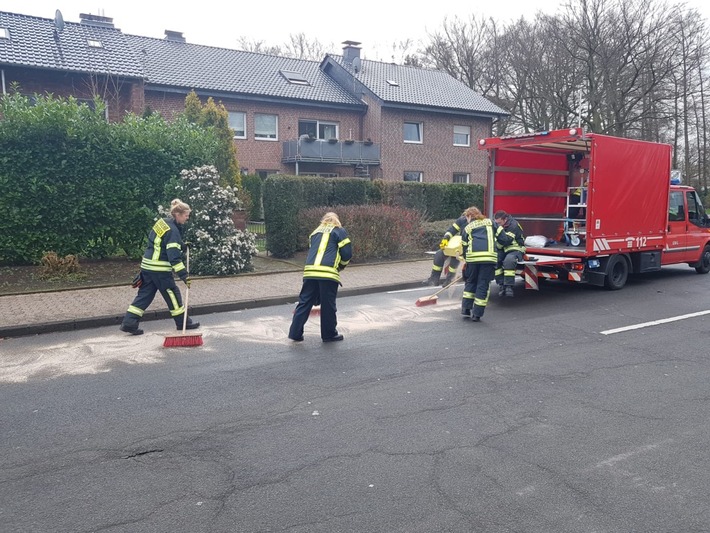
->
[3, 0, 709, 61]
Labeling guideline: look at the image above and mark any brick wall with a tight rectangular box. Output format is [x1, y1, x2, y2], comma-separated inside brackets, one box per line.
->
[3, 66, 143, 122]
[379, 108, 490, 185]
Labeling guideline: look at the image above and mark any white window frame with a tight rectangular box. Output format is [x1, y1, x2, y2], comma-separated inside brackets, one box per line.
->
[229, 111, 246, 139]
[453, 125, 471, 147]
[0, 28, 10, 39]
[403, 171, 423, 182]
[87, 39, 103, 48]
[299, 119, 339, 140]
[453, 173, 470, 184]
[404, 122, 423, 144]
[254, 113, 278, 141]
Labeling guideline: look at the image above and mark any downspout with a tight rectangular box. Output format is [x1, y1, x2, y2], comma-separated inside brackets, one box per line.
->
[1, 69, 6, 95]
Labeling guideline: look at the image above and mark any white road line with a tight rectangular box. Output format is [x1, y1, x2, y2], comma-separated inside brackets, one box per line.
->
[600, 310, 710, 335]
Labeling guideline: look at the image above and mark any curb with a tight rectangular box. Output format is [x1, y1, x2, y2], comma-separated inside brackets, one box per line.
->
[0, 281, 424, 339]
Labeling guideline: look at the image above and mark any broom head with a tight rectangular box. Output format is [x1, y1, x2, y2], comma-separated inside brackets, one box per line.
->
[292, 305, 321, 316]
[163, 332, 203, 348]
[415, 295, 439, 307]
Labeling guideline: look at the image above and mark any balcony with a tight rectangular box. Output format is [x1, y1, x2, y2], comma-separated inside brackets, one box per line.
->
[282, 138, 381, 166]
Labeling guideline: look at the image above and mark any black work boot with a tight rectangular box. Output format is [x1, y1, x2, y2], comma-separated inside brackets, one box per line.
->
[498, 284, 505, 297]
[461, 305, 471, 318]
[176, 317, 201, 331]
[423, 274, 440, 286]
[505, 286, 514, 298]
[120, 324, 144, 336]
[444, 273, 456, 287]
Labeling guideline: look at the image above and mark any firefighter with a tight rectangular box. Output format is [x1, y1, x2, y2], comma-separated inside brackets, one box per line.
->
[460, 206, 509, 322]
[423, 209, 472, 286]
[120, 198, 200, 335]
[288, 211, 352, 343]
[493, 210, 526, 297]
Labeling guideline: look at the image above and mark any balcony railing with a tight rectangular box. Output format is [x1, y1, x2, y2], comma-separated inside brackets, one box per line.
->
[282, 138, 381, 165]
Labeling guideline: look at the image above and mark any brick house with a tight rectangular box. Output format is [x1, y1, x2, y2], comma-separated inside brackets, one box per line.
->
[0, 9, 507, 184]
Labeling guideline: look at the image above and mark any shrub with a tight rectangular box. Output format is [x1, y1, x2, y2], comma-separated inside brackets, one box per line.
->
[163, 165, 258, 275]
[39, 252, 81, 279]
[297, 205, 425, 262]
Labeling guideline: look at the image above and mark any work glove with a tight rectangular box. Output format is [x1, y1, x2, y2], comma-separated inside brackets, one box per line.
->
[182, 241, 192, 251]
[461, 263, 467, 275]
[183, 277, 192, 289]
[439, 238, 449, 250]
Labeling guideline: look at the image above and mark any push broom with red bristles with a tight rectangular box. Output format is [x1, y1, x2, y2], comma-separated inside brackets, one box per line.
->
[415, 275, 462, 307]
[164, 247, 203, 348]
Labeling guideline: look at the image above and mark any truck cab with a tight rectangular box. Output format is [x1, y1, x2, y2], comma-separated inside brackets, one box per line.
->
[666, 185, 710, 269]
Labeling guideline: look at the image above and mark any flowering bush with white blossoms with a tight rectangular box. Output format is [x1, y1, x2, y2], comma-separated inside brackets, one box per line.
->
[161, 165, 258, 276]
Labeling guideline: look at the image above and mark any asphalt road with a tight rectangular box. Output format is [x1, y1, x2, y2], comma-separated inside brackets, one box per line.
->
[1, 266, 709, 533]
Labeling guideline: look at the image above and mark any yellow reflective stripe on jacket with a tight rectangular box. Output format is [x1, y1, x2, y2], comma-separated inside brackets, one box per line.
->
[304, 265, 339, 281]
[141, 257, 172, 271]
[166, 242, 182, 250]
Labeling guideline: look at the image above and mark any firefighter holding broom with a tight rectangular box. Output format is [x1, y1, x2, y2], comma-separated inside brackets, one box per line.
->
[460, 207, 510, 322]
[288, 211, 352, 343]
[423, 208, 474, 287]
[120, 198, 200, 336]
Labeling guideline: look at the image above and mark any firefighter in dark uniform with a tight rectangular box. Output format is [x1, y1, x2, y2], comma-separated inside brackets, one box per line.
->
[120, 198, 200, 335]
[423, 210, 471, 286]
[493, 210, 525, 297]
[460, 207, 509, 322]
[289, 212, 352, 343]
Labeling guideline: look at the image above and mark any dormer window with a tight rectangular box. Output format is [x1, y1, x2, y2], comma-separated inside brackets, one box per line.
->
[0, 28, 9, 39]
[87, 39, 103, 48]
[280, 70, 310, 86]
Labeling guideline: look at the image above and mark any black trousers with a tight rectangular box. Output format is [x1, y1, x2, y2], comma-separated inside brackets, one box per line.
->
[122, 270, 185, 328]
[289, 278, 339, 340]
[462, 262, 495, 318]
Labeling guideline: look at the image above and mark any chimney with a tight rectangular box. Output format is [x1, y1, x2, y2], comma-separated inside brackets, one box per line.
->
[164, 30, 186, 43]
[79, 13, 114, 28]
[342, 40, 361, 64]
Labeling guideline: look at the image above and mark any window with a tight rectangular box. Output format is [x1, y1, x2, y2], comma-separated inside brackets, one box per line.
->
[299, 120, 338, 140]
[228, 111, 246, 138]
[257, 170, 280, 179]
[404, 171, 423, 182]
[453, 173, 470, 184]
[404, 122, 422, 143]
[386, 79, 399, 86]
[87, 39, 103, 48]
[454, 125, 470, 146]
[301, 172, 339, 178]
[280, 70, 310, 85]
[0, 28, 9, 39]
[254, 113, 278, 140]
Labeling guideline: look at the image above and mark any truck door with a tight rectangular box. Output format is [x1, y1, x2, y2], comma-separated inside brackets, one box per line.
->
[665, 190, 690, 263]
[685, 189, 710, 261]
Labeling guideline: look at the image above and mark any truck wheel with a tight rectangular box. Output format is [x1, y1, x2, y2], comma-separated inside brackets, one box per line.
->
[604, 254, 628, 290]
[695, 244, 710, 274]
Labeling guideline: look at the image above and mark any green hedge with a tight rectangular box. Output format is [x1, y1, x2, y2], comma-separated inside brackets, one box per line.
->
[0, 93, 221, 264]
[263, 175, 484, 258]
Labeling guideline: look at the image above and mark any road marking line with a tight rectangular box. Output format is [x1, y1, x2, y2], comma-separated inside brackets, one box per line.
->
[600, 310, 710, 335]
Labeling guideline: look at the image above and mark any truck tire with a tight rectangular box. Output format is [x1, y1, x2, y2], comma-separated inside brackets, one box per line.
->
[695, 244, 710, 274]
[604, 254, 628, 290]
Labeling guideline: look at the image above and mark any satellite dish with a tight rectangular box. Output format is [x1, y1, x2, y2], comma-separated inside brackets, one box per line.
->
[54, 9, 65, 32]
[352, 56, 361, 73]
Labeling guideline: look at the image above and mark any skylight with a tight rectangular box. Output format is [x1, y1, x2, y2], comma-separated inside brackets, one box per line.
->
[87, 39, 103, 48]
[386, 79, 399, 87]
[0, 28, 10, 39]
[280, 70, 310, 86]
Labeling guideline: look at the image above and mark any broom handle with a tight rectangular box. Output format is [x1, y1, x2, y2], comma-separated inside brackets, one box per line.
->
[428, 274, 463, 298]
[182, 246, 190, 335]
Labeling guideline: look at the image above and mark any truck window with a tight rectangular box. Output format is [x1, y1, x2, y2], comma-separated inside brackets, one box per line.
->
[687, 191, 707, 227]
[668, 191, 685, 221]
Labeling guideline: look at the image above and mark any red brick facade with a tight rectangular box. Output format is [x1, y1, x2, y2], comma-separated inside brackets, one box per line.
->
[4, 66, 493, 183]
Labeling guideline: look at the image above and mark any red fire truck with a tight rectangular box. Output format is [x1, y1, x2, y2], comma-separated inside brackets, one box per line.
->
[477, 127, 710, 290]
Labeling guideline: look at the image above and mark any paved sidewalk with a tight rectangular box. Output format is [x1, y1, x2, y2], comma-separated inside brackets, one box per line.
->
[0, 258, 434, 338]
